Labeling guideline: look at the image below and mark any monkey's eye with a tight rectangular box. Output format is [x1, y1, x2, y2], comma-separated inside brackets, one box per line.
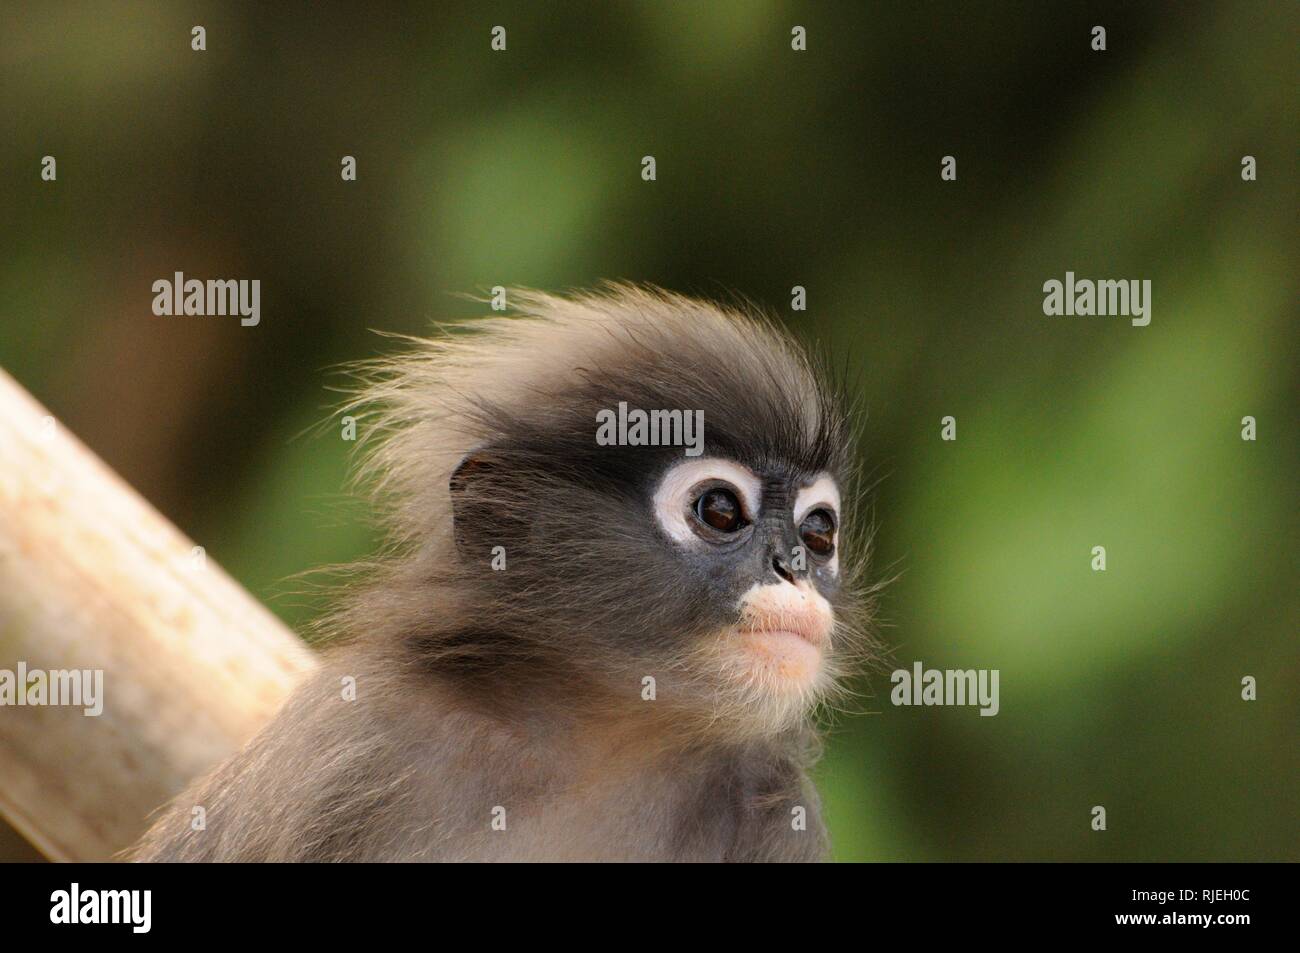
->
[693, 488, 745, 533]
[799, 509, 836, 556]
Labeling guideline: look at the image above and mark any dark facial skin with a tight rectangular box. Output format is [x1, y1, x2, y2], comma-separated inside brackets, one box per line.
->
[447, 436, 844, 708]
[659, 463, 842, 630]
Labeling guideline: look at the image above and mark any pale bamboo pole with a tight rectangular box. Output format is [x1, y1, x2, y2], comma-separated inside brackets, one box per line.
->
[0, 367, 318, 861]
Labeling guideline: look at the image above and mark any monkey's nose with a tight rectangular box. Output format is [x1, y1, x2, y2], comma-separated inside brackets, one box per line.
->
[770, 553, 796, 584]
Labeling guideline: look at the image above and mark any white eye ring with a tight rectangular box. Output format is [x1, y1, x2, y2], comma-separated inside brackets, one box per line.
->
[652, 458, 762, 545]
[794, 475, 841, 575]
[793, 475, 840, 525]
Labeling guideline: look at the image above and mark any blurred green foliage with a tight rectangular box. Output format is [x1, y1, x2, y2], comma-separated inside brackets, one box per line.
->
[1, 1, 1295, 860]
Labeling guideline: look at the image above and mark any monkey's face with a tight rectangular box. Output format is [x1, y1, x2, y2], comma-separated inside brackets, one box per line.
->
[435, 293, 863, 734]
[647, 456, 843, 719]
[449, 441, 853, 732]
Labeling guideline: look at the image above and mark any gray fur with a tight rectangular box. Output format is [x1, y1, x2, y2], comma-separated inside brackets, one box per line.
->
[130, 285, 873, 862]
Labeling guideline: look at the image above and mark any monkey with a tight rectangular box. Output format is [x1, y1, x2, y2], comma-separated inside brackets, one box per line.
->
[129, 284, 876, 862]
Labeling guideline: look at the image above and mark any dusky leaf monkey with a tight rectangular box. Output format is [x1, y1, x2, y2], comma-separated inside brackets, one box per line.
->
[131, 285, 876, 862]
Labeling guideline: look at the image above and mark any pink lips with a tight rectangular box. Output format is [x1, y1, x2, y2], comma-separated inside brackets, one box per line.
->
[733, 582, 835, 666]
[737, 616, 828, 648]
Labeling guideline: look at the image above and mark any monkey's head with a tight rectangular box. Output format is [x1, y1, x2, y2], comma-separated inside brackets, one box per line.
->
[346, 286, 874, 738]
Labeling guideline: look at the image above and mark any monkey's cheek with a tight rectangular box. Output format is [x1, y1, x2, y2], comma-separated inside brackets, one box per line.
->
[734, 630, 824, 689]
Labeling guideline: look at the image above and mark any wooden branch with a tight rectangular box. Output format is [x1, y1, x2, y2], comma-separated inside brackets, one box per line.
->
[0, 368, 318, 861]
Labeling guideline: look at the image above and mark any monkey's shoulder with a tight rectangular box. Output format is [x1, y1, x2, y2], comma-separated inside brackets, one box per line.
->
[134, 655, 829, 862]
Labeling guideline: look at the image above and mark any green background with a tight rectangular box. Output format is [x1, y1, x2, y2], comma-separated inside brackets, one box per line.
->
[1, 1, 1295, 861]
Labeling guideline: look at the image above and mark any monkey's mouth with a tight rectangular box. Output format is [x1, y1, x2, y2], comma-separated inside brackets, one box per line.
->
[739, 624, 822, 647]
[739, 615, 825, 643]
[736, 606, 830, 648]
[727, 583, 834, 689]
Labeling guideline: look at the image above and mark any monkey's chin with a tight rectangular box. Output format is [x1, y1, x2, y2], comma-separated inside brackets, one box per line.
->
[734, 629, 825, 692]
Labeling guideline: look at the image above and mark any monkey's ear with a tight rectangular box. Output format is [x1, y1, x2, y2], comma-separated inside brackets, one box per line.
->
[449, 451, 503, 556]
[449, 451, 492, 496]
